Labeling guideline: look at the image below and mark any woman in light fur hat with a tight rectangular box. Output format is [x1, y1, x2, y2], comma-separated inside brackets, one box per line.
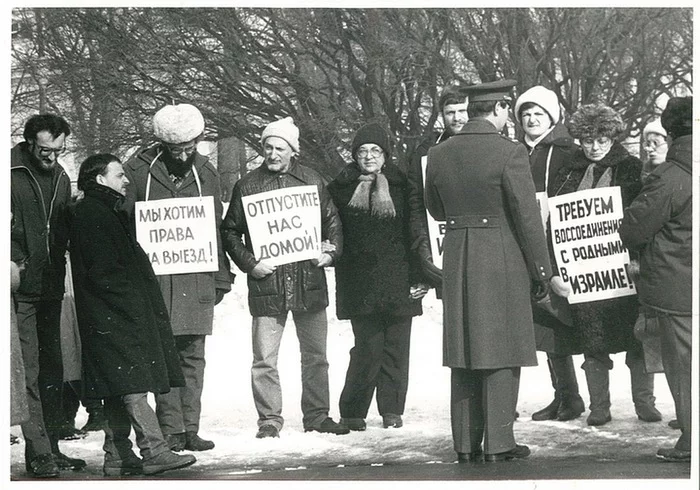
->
[513, 86, 585, 424]
[327, 123, 429, 431]
[550, 102, 661, 427]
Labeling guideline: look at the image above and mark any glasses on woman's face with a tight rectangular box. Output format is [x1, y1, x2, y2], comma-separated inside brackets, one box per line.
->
[643, 140, 667, 151]
[35, 145, 66, 157]
[357, 147, 384, 159]
[581, 137, 612, 148]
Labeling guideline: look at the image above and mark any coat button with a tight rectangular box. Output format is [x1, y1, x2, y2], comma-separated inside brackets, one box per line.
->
[449, 220, 455, 224]
[482, 218, 488, 224]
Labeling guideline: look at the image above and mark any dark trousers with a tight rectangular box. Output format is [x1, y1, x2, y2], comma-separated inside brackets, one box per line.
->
[339, 314, 412, 418]
[16, 300, 64, 461]
[155, 334, 206, 435]
[658, 313, 692, 451]
[451, 367, 520, 455]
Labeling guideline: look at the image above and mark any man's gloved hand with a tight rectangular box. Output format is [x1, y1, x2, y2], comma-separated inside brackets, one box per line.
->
[549, 275, 571, 298]
[215, 289, 227, 305]
[531, 279, 550, 302]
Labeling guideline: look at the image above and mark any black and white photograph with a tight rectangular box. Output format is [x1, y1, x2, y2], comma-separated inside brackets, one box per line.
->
[4, 2, 697, 488]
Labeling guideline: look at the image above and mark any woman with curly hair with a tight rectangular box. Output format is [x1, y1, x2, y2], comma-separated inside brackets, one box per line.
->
[550, 103, 662, 426]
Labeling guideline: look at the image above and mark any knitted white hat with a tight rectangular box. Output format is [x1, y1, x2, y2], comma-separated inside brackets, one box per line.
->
[642, 119, 668, 139]
[514, 86, 561, 125]
[260, 117, 300, 153]
[153, 104, 205, 144]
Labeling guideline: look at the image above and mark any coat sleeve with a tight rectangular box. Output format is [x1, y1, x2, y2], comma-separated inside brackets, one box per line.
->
[220, 180, 259, 273]
[619, 172, 673, 251]
[502, 143, 552, 282]
[407, 151, 442, 287]
[424, 148, 446, 222]
[211, 170, 234, 291]
[319, 179, 343, 263]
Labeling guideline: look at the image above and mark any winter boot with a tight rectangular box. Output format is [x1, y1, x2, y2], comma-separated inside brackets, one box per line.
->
[583, 358, 612, 426]
[531, 357, 560, 421]
[552, 355, 585, 421]
[628, 356, 662, 422]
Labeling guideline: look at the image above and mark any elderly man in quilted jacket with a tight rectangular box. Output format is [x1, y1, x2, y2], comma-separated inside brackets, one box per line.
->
[221, 116, 347, 439]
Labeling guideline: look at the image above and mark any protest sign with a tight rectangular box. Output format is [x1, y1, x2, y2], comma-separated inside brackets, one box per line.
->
[421, 156, 445, 269]
[549, 187, 636, 304]
[242, 185, 321, 266]
[135, 196, 219, 275]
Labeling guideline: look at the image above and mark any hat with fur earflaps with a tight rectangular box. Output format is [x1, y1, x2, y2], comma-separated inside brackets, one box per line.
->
[514, 86, 561, 125]
[153, 103, 205, 144]
[261, 117, 300, 153]
[567, 103, 625, 140]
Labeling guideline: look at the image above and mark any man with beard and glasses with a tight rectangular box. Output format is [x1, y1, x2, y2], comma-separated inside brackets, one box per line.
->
[11, 114, 86, 477]
[124, 103, 233, 453]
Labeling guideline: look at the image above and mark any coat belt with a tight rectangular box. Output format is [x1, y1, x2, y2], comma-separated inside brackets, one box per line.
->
[445, 215, 500, 229]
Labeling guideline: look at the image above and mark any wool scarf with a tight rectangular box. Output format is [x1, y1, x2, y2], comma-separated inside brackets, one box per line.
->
[347, 172, 396, 218]
[576, 164, 613, 191]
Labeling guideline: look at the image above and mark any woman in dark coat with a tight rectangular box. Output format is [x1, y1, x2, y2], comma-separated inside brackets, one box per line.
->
[550, 103, 661, 426]
[513, 86, 585, 423]
[328, 123, 428, 431]
[70, 154, 195, 476]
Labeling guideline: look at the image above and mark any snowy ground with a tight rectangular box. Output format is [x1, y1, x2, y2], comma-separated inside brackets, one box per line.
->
[7, 268, 690, 485]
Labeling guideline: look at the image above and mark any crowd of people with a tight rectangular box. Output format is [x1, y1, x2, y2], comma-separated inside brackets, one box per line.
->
[9, 81, 692, 478]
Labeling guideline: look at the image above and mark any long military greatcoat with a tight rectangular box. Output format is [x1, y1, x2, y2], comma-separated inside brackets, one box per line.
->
[425, 119, 552, 369]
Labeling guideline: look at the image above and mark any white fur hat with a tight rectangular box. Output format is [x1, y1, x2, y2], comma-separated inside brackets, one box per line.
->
[260, 117, 300, 153]
[514, 86, 561, 125]
[153, 103, 205, 144]
[642, 119, 667, 139]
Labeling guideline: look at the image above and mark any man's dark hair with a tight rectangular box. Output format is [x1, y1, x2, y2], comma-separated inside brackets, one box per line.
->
[23, 114, 71, 142]
[438, 86, 468, 113]
[467, 100, 500, 119]
[78, 153, 120, 191]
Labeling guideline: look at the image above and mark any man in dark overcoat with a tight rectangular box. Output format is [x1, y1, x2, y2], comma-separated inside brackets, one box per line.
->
[70, 153, 195, 476]
[425, 79, 553, 463]
[407, 85, 469, 292]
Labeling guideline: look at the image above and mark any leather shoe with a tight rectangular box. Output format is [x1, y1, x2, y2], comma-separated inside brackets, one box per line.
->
[142, 450, 196, 475]
[27, 454, 59, 478]
[103, 454, 143, 476]
[668, 419, 681, 430]
[81, 412, 107, 432]
[305, 417, 350, 435]
[586, 409, 612, 426]
[636, 404, 662, 422]
[485, 444, 531, 462]
[382, 414, 403, 429]
[557, 395, 585, 421]
[255, 424, 280, 439]
[656, 447, 691, 462]
[457, 448, 484, 463]
[53, 451, 87, 471]
[165, 432, 186, 451]
[339, 417, 366, 431]
[185, 431, 215, 451]
[532, 399, 559, 421]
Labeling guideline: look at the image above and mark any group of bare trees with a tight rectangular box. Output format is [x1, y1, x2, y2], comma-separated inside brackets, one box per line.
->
[11, 7, 693, 186]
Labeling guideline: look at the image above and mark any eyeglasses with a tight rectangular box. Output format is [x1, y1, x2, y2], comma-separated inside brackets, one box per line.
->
[357, 147, 384, 159]
[163, 141, 197, 156]
[581, 137, 612, 148]
[643, 141, 667, 150]
[35, 145, 66, 157]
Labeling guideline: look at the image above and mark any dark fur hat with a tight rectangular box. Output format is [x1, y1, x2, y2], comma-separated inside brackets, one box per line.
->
[567, 103, 625, 140]
[352, 123, 392, 160]
[661, 96, 693, 139]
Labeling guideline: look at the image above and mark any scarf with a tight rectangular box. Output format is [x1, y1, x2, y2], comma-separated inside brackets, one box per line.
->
[576, 164, 613, 191]
[347, 172, 396, 218]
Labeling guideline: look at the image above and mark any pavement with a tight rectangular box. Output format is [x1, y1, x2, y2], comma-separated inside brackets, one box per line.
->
[9, 453, 692, 482]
